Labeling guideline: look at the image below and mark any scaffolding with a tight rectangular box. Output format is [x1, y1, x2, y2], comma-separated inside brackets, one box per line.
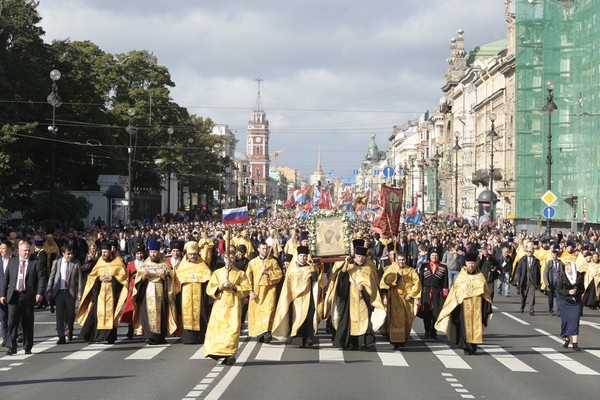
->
[515, 0, 600, 224]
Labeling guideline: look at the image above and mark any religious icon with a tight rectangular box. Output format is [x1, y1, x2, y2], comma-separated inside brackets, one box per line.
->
[313, 215, 347, 257]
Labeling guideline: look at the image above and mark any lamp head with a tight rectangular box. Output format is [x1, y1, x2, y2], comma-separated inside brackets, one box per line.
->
[127, 107, 136, 117]
[167, 127, 174, 135]
[546, 80, 555, 91]
[489, 113, 497, 123]
[50, 69, 61, 82]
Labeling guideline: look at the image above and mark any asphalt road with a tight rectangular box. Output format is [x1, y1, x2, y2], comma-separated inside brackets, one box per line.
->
[1, 293, 599, 400]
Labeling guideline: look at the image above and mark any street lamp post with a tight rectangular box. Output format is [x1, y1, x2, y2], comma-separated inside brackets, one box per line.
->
[187, 137, 194, 212]
[167, 127, 174, 214]
[542, 80, 558, 237]
[488, 113, 498, 195]
[417, 156, 427, 215]
[453, 131, 462, 217]
[47, 69, 62, 219]
[410, 159, 415, 207]
[488, 113, 499, 221]
[430, 149, 440, 216]
[126, 107, 137, 224]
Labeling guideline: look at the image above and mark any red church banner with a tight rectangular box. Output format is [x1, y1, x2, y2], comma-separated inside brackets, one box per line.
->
[372, 185, 404, 237]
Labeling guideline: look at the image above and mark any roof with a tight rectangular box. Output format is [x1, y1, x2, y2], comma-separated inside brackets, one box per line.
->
[467, 39, 507, 66]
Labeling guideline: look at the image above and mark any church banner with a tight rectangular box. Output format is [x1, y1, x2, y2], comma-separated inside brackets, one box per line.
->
[372, 185, 404, 237]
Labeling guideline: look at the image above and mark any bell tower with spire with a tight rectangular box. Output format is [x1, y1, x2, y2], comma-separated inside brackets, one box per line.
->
[246, 77, 270, 198]
[310, 145, 327, 186]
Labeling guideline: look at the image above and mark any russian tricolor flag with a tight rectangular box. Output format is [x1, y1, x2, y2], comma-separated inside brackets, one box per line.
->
[222, 206, 249, 225]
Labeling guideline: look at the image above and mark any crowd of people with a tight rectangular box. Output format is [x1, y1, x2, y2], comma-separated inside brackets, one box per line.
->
[0, 211, 598, 363]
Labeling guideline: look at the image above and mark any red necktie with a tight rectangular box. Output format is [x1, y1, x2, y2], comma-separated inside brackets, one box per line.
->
[17, 261, 25, 291]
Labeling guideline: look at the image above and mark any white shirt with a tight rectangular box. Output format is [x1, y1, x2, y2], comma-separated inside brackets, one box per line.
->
[17, 259, 28, 291]
[60, 259, 69, 290]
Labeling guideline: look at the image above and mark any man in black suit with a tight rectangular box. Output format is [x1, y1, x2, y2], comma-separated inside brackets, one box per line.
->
[47, 244, 83, 344]
[0, 239, 17, 347]
[0, 240, 46, 355]
[515, 246, 541, 316]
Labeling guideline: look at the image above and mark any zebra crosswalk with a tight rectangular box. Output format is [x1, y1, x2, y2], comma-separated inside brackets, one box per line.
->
[2, 332, 600, 376]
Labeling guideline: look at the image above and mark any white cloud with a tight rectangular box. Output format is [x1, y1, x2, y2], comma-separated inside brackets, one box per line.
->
[36, 0, 507, 177]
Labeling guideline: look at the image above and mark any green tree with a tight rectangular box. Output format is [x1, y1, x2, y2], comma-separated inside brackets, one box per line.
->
[0, 0, 51, 212]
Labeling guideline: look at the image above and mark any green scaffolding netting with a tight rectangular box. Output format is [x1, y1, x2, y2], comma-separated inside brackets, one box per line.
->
[516, 0, 600, 223]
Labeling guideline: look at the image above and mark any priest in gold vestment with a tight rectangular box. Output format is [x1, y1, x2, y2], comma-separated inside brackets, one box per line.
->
[379, 253, 421, 349]
[246, 242, 283, 343]
[272, 246, 320, 347]
[435, 253, 493, 355]
[133, 241, 180, 345]
[77, 242, 128, 344]
[582, 252, 600, 309]
[325, 246, 386, 351]
[204, 256, 251, 365]
[175, 241, 212, 344]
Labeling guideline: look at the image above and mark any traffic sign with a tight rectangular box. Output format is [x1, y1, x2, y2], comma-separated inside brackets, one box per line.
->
[439, 198, 446, 207]
[541, 190, 557, 206]
[352, 169, 359, 176]
[397, 168, 405, 176]
[328, 169, 334, 176]
[543, 206, 556, 219]
[373, 169, 380, 176]
[382, 166, 395, 178]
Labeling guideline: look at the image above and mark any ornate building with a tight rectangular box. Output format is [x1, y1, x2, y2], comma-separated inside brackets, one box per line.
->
[439, 16, 515, 221]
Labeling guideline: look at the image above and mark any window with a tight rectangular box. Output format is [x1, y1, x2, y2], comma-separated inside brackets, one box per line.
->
[256, 146, 260, 155]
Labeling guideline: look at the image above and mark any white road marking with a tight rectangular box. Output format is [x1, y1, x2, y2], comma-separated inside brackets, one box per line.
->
[480, 344, 537, 372]
[535, 329, 566, 344]
[1, 337, 57, 361]
[532, 347, 600, 375]
[580, 320, 600, 330]
[125, 337, 178, 360]
[204, 339, 257, 400]
[501, 312, 529, 325]
[318, 341, 345, 364]
[426, 343, 471, 369]
[189, 346, 204, 359]
[63, 338, 126, 360]
[375, 347, 409, 367]
[255, 343, 284, 361]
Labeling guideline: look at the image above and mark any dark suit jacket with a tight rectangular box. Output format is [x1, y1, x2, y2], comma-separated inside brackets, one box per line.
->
[0, 255, 17, 307]
[543, 259, 564, 288]
[0, 257, 46, 301]
[0, 256, 14, 287]
[47, 257, 83, 298]
[515, 255, 541, 288]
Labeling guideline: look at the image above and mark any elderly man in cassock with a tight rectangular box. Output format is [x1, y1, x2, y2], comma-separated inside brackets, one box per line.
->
[380, 253, 421, 349]
[272, 246, 320, 347]
[175, 241, 212, 344]
[133, 241, 180, 345]
[435, 253, 493, 355]
[325, 245, 386, 351]
[203, 255, 251, 366]
[246, 242, 283, 343]
[77, 242, 128, 344]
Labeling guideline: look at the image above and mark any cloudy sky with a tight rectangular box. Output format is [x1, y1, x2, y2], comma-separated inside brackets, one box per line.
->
[37, 0, 509, 179]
